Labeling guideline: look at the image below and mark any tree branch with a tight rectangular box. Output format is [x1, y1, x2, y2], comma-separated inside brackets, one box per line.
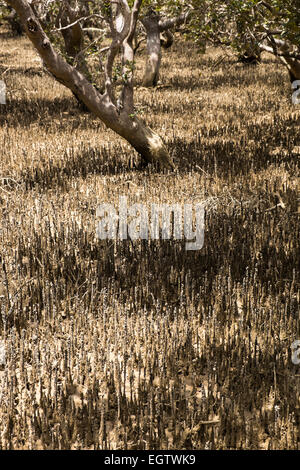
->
[5, 0, 120, 123]
[158, 11, 191, 33]
[51, 13, 104, 33]
[119, 0, 142, 113]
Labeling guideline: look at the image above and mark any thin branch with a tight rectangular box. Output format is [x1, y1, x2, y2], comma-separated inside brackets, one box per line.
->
[51, 13, 104, 33]
[127, 0, 142, 42]
[159, 11, 191, 33]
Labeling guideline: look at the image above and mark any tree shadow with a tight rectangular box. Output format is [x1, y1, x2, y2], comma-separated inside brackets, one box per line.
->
[2, 66, 44, 77]
[0, 96, 84, 127]
[6, 102, 298, 190]
[170, 113, 299, 177]
[163, 65, 287, 91]
[20, 143, 142, 190]
[14, 195, 298, 326]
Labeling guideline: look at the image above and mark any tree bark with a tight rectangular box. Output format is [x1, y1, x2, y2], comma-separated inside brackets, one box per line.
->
[281, 60, 300, 83]
[260, 39, 300, 82]
[55, 1, 90, 110]
[141, 10, 190, 87]
[4, 7, 24, 35]
[141, 10, 161, 87]
[161, 30, 174, 49]
[119, 116, 174, 168]
[55, 2, 88, 75]
[4, 0, 174, 170]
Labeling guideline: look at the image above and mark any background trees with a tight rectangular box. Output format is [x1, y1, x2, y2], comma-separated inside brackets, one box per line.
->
[138, 1, 190, 87]
[0, 0, 299, 169]
[188, 0, 300, 86]
[4, 0, 175, 169]
[0, 3, 24, 34]
[2, 1, 299, 92]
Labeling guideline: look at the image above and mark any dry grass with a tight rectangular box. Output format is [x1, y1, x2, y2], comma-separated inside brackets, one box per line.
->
[0, 28, 299, 450]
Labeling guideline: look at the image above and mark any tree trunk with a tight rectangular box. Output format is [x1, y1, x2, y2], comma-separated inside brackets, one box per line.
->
[236, 19, 261, 65]
[55, 2, 90, 110]
[237, 47, 261, 65]
[285, 59, 300, 83]
[117, 116, 174, 169]
[56, 7, 87, 71]
[141, 11, 161, 87]
[259, 39, 300, 100]
[141, 10, 190, 87]
[4, 0, 174, 170]
[268, 39, 300, 82]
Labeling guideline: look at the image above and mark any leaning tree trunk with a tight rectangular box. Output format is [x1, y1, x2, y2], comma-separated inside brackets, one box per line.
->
[117, 116, 174, 168]
[55, 1, 90, 110]
[141, 10, 161, 87]
[4, 0, 174, 170]
[274, 39, 300, 82]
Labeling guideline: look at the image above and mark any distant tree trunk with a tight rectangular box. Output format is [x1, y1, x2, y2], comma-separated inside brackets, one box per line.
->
[4, 0, 174, 170]
[236, 19, 261, 65]
[5, 7, 23, 35]
[55, 2, 88, 74]
[141, 10, 161, 87]
[237, 47, 261, 65]
[160, 30, 174, 49]
[259, 39, 300, 85]
[141, 10, 190, 87]
[55, 1, 90, 110]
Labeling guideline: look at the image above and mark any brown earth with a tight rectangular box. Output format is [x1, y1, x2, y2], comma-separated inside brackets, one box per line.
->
[0, 28, 299, 449]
